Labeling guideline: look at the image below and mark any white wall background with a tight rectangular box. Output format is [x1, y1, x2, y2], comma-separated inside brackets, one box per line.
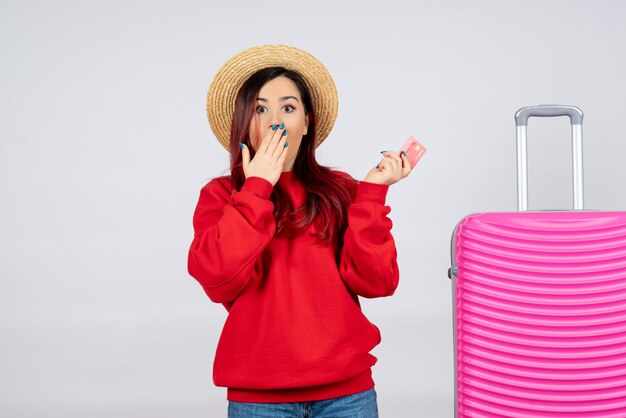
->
[2, 0, 626, 417]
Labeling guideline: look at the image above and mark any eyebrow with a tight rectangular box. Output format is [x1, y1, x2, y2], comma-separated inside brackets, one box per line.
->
[256, 96, 301, 103]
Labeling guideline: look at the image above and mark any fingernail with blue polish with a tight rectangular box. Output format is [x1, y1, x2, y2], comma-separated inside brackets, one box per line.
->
[282, 130, 287, 137]
[272, 123, 277, 131]
[284, 142, 288, 147]
[279, 122, 284, 129]
[380, 150, 386, 154]
[239, 142, 244, 149]
[402, 150, 407, 157]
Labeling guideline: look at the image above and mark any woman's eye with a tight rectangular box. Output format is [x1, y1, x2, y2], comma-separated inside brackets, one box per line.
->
[256, 106, 267, 113]
[283, 105, 295, 112]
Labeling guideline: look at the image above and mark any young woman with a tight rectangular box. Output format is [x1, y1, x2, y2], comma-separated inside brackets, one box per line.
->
[188, 44, 412, 418]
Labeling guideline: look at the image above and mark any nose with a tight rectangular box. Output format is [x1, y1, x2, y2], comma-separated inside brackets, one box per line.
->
[267, 110, 281, 128]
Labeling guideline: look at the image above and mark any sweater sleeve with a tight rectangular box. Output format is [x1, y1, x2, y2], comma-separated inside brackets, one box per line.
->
[187, 176, 276, 305]
[339, 181, 399, 298]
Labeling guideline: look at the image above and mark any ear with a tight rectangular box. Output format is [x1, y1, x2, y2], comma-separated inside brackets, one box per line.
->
[304, 113, 310, 135]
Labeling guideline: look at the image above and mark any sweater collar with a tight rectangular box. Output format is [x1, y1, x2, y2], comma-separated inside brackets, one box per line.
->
[277, 170, 297, 185]
[277, 171, 306, 207]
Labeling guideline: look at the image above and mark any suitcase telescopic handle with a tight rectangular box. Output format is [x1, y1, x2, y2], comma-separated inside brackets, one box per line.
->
[514, 105, 584, 211]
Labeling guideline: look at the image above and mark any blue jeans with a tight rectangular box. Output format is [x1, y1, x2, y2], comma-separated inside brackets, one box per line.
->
[227, 388, 378, 418]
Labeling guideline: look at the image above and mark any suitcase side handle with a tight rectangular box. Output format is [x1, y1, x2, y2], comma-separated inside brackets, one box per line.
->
[514, 105, 584, 211]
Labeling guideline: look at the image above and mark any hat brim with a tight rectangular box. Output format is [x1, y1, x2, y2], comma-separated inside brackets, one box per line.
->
[206, 45, 338, 150]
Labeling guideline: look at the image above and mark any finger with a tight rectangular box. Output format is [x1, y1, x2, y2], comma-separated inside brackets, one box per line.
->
[379, 156, 400, 173]
[377, 158, 391, 172]
[272, 128, 288, 157]
[241, 143, 250, 168]
[270, 132, 287, 160]
[380, 157, 403, 182]
[400, 153, 412, 178]
[276, 138, 289, 168]
[268, 123, 286, 155]
[259, 123, 280, 153]
[382, 150, 403, 165]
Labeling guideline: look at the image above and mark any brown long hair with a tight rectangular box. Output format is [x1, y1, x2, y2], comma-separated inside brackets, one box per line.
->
[228, 67, 354, 243]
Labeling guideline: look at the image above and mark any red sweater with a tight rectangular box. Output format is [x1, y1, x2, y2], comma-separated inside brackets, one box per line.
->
[188, 171, 399, 402]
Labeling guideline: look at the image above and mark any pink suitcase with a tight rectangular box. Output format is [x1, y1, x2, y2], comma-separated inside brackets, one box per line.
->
[449, 105, 626, 417]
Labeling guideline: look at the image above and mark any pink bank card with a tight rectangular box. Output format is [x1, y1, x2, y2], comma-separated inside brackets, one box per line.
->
[399, 136, 426, 169]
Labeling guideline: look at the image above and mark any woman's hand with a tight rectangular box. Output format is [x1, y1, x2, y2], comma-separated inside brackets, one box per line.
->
[241, 123, 288, 186]
[363, 151, 412, 186]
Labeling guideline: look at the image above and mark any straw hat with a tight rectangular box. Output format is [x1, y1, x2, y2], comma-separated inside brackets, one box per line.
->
[206, 44, 338, 150]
